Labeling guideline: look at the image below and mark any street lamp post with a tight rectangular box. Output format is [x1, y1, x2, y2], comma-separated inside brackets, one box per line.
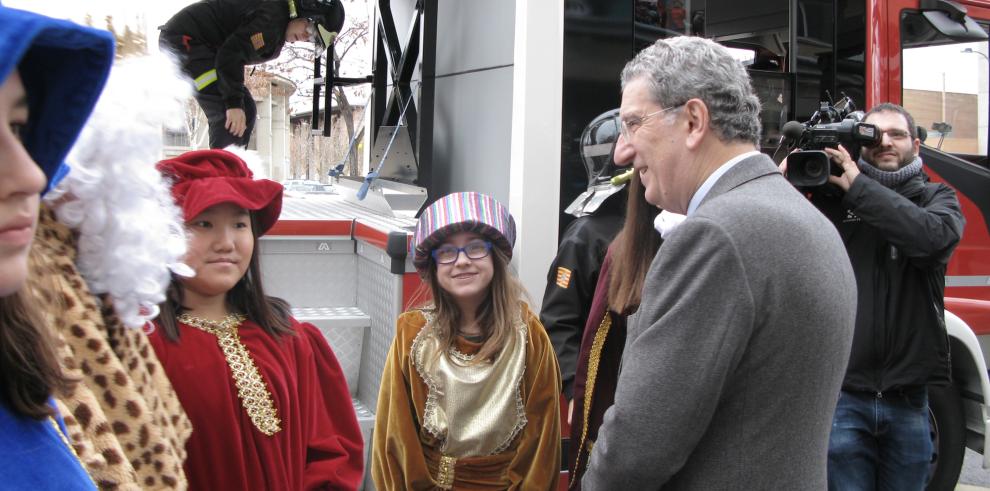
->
[962, 47, 990, 61]
[961, 47, 989, 155]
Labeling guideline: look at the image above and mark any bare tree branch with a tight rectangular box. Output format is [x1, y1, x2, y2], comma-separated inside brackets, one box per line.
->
[260, 1, 371, 181]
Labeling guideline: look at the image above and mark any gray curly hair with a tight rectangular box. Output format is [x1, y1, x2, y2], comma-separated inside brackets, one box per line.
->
[620, 36, 762, 146]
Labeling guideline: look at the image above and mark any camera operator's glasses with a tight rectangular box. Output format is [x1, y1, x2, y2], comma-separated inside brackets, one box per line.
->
[431, 240, 493, 264]
[617, 104, 684, 140]
[866, 128, 912, 146]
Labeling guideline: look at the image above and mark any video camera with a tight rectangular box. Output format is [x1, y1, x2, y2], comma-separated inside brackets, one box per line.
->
[781, 95, 882, 188]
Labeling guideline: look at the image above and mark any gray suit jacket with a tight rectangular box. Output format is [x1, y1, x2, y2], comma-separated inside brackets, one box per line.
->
[582, 153, 857, 490]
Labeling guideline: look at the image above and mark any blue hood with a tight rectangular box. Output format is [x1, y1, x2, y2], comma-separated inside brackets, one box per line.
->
[0, 4, 114, 192]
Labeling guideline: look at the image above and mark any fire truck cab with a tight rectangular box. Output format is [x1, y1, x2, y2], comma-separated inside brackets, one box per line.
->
[560, 1, 990, 488]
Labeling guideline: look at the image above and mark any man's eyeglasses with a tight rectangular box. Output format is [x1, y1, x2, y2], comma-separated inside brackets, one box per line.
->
[879, 128, 911, 140]
[432, 240, 493, 264]
[617, 104, 683, 141]
[865, 128, 912, 147]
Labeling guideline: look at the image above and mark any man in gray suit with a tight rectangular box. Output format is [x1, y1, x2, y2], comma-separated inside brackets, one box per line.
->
[581, 36, 858, 489]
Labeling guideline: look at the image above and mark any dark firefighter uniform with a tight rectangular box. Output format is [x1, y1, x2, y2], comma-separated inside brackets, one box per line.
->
[160, 0, 291, 149]
[540, 190, 625, 399]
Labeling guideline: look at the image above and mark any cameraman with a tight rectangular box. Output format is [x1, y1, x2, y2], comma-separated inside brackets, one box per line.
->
[789, 103, 964, 490]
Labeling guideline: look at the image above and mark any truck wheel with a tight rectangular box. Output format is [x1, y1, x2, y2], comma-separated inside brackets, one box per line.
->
[926, 384, 966, 491]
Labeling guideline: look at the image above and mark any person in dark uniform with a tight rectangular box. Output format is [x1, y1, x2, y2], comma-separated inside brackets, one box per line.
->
[159, 0, 344, 149]
[540, 109, 627, 414]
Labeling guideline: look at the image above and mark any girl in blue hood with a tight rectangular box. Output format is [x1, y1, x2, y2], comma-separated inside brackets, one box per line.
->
[0, 4, 114, 489]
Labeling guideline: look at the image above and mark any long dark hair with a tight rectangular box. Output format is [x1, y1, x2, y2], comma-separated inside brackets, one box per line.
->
[608, 172, 662, 314]
[156, 213, 293, 341]
[416, 246, 524, 364]
[0, 289, 72, 419]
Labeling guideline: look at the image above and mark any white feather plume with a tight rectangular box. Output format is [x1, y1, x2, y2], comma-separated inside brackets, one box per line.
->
[46, 53, 191, 329]
[223, 145, 269, 180]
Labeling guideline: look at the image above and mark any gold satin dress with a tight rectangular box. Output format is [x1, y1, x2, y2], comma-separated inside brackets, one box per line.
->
[371, 304, 561, 490]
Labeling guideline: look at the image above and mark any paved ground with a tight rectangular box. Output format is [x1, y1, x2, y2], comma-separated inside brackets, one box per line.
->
[959, 449, 990, 488]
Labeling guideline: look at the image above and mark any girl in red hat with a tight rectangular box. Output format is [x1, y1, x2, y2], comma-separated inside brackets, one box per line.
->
[371, 192, 561, 490]
[149, 149, 363, 490]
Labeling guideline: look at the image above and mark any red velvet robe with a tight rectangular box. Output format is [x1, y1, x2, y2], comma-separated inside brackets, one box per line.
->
[149, 317, 364, 490]
[568, 250, 626, 490]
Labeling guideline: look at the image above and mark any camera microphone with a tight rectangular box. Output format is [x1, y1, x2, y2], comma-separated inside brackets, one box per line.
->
[782, 121, 806, 142]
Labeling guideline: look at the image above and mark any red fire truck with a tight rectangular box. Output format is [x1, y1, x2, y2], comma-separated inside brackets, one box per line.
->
[861, 1, 990, 488]
[265, 0, 990, 489]
[558, 1, 990, 488]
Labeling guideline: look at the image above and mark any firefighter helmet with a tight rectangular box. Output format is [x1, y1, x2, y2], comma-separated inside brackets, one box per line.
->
[564, 108, 626, 218]
[290, 0, 345, 54]
[579, 108, 621, 185]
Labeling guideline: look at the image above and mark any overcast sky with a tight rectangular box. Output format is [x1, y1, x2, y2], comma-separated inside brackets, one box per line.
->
[7, 0, 196, 48]
[904, 42, 986, 94]
[8, 0, 375, 112]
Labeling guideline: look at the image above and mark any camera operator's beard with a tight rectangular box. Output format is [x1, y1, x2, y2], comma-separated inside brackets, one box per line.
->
[862, 146, 915, 172]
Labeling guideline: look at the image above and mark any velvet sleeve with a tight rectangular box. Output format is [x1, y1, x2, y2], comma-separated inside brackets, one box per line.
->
[371, 312, 435, 490]
[297, 321, 365, 491]
[507, 307, 562, 490]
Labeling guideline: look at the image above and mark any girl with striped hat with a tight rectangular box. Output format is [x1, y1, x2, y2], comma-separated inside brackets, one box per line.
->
[372, 191, 561, 490]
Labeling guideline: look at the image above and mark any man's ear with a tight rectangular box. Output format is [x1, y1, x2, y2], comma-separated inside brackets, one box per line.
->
[683, 98, 709, 150]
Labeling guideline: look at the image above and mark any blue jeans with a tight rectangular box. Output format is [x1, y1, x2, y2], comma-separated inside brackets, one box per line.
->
[828, 387, 933, 491]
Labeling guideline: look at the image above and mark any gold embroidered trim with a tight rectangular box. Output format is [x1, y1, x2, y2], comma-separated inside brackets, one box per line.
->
[434, 454, 456, 489]
[448, 346, 476, 362]
[492, 380, 528, 454]
[570, 312, 612, 489]
[178, 313, 281, 436]
[49, 416, 97, 488]
[503, 314, 530, 455]
[411, 311, 445, 442]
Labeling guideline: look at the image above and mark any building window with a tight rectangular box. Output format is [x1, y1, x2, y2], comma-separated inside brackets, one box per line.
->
[163, 127, 190, 147]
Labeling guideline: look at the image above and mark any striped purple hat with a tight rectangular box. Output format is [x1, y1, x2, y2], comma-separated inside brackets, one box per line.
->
[413, 192, 516, 274]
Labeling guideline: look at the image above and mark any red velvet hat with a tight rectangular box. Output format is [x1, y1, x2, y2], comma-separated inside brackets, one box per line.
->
[156, 149, 283, 236]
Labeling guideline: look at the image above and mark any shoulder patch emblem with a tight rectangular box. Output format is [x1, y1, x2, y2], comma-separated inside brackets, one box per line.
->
[251, 32, 265, 50]
[556, 267, 572, 289]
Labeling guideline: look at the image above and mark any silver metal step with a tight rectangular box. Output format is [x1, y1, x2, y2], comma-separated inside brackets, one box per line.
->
[293, 307, 370, 397]
[352, 397, 376, 491]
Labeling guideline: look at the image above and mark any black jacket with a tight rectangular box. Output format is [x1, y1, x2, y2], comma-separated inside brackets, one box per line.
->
[540, 192, 625, 399]
[813, 171, 964, 392]
[162, 0, 290, 108]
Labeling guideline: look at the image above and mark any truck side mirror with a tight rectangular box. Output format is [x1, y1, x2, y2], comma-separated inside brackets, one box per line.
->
[919, 0, 989, 41]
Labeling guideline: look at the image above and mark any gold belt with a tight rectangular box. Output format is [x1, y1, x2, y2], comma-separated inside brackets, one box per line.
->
[435, 454, 456, 489]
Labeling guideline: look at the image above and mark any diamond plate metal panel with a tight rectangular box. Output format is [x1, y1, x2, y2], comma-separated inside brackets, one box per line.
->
[259, 243, 358, 308]
[352, 398, 376, 491]
[280, 194, 418, 228]
[319, 325, 364, 396]
[356, 254, 402, 409]
[293, 307, 370, 397]
[293, 306, 369, 328]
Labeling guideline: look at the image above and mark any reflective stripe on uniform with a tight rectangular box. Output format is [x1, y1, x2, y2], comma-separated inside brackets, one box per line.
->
[194, 69, 217, 91]
[946, 276, 990, 287]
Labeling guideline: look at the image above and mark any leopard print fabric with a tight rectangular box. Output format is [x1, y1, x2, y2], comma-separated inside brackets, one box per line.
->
[29, 207, 192, 490]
